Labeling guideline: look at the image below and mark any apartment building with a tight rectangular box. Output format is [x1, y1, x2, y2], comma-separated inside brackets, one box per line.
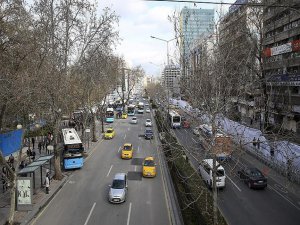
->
[263, 0, 300, 133]
[218, 0, 259, 122]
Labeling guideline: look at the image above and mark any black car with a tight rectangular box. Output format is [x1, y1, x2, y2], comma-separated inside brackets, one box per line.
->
[238, 167, 267, 189]
[144, 128, 154, 139]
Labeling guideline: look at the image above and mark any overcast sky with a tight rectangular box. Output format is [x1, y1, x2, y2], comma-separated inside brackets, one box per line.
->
[99, 0, 236, 77]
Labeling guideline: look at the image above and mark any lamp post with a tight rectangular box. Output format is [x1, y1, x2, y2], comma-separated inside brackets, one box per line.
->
[150, 36, 177, 65]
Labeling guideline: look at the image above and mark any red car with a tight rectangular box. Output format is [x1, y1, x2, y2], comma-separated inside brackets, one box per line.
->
[182, 120, 190, 128]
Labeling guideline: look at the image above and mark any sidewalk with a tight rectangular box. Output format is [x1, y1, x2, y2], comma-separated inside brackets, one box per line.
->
[0, 121, 103, 225]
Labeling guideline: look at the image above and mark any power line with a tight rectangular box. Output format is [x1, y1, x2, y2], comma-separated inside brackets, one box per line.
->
[144, 0, 300, 9]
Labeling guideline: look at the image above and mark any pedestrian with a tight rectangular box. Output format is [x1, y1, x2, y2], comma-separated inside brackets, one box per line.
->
[38, 141, 42, 154]
[252, 137, 257, 148]
[44, 172, 50, 194]
[31, 149, 36, 161]
[270, 146, 275, 157]
[1, 173, 7, 193]
[257, 138, 260, 149]
[8, 154, 14, 167]
[250, 118, 253, 125]
[27, 148, 32, 159]
[31, 137, 35, 149]
[2, 166, 8, 177]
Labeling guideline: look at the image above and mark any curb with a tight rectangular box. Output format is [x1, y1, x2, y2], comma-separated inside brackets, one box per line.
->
[21, 176, 68, 225]
[152, 110, 184, 225]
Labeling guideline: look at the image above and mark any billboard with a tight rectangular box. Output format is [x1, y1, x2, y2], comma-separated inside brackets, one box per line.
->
[0, 129, 24, 157]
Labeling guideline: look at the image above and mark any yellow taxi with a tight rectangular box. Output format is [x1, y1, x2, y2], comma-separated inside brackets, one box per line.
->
[121, 112, 128, 119]
[121, 143, 133, 159]
[142, 157, 156, 177]
[104, 128, 115, 139]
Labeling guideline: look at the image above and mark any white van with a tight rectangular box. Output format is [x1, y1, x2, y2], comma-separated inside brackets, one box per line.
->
[199, 159, 226, 189]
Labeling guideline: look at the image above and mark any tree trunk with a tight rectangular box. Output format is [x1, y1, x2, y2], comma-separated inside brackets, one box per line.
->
[53, 118, 63, 180]
[92, 113, 97, 142]
[0, 103, 7, 131]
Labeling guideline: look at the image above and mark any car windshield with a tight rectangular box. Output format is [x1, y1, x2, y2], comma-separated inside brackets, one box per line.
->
[106, 130, 113, 133]
[217, 169, 225, 177]
[146, 119, 151, 122]
[111, 179, 125, 189]
[124, 145, 132, 150]
[144, 160, 155, 166]
[145, 130, 153, 134]
[250, 169, 263, 177]
[132, 118, 136, 120]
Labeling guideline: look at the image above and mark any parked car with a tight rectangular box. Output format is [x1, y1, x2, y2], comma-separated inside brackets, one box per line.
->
[130, 117, 138, 124]
[144, 128, 154, 139]
[193, 126, 200, 136]
[108, 173, 128, 203]
[238, 167, 267, 189]
[145, 119, 152, 127]
[142, 157, 156, 177]
[146, 108, 151, 113]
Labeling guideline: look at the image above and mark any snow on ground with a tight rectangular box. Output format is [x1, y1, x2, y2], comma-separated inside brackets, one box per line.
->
[172, 98, 300, 170]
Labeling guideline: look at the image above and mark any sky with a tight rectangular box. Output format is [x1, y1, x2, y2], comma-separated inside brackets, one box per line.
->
[99, 0, 236, 77]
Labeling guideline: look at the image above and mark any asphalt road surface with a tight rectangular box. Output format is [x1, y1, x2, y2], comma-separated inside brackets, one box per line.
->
[173, 122, 300, 225]
[32, 110, 171, 225]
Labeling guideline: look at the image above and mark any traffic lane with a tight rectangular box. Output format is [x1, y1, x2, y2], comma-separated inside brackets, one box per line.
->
[33, 130, 129, 225]
[113, 112, 170, 225]
[221, 161, 300, 225]
[226, 156, 300, 210]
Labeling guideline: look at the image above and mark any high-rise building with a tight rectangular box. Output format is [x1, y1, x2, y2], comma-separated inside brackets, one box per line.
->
[162, 65, 181, 97]
[180, 7, 215, 96]
[180, 7, 214, 60]
[263, 0, 300, 133]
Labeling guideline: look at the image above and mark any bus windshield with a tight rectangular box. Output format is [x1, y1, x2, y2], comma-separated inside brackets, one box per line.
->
[173, 116, 181, 123]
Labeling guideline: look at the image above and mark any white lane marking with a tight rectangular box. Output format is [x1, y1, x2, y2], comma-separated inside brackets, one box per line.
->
[128, 127, 130, 131]
[127, 202, 132, 225]
[84, 202, 96, 225]
[118, 146, 121, 152]
[107, 165, 113, 177]
[269, 185, 300, 211]
[226, 175, 242, 192]
[138, 146, 140, 153]
[124, 134, 126, 139]
[134, 166, 137, 171]
[184, 129, 188, 134]
[192, 138, 197, 143]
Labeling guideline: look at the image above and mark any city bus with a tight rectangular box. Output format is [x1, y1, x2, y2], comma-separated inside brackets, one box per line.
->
[106, 107, 114, 123]
[128, 104, 135, 116]
[168, 110, 181, 128]
[62, 128, 84, 170]
[198, 158, 226, 189]
[198, 124, 233, 161]
[137, 102, 144, 114]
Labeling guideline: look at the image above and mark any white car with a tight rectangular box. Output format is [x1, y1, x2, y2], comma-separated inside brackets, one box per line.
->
[145, 119, 152, 127]
[146, 108, 150, 113]
[131, 117, 138, 124]
[193, 127, 200, 136]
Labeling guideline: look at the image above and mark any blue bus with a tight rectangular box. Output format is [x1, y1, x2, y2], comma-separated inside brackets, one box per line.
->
[128, 104, 135, 116]
[106, 107, 114, 123]
[62, 128, 84, 169]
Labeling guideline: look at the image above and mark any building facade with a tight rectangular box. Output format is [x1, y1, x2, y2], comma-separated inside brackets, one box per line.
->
[263, 0, 300, 133]
[162, 65, 181, 97]
[180, 7, 215, 97]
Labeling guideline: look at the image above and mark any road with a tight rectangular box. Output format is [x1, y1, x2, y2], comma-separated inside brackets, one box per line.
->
[173, 120, 300, 225]
[32, 110, 171, 225]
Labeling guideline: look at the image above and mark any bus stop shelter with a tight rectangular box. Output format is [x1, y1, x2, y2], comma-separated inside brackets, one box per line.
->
[18, 155, 54, 194]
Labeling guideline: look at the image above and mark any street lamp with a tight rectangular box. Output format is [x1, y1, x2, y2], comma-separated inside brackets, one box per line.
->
[150, 36, 177, 65]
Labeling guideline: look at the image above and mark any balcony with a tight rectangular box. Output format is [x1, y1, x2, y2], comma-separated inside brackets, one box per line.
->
[263, 13, 300, 33]
[263, 26, 300, 46]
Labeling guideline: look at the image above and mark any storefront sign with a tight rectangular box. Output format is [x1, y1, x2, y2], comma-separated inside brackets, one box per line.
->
[271, 43, 292, 56]
[17, 177, 33, 211]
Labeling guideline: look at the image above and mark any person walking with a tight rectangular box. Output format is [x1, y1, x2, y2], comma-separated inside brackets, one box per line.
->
[44, 172, 50, 194]
[257, 138, 260, 149]
[8, 154, 14, 168]
[38, 141, 42, 154]
[31, 137, 35, 149]
[252, 137, 257, 148]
